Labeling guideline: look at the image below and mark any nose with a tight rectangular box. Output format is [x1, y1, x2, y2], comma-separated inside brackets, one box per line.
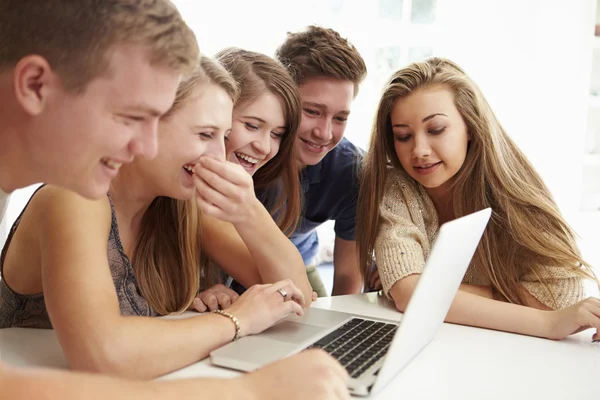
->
[252, 131, 271, 156]
[204, 137, 226, 162]
[129, 119, 159, 160]
[312, 118, 333, 143]
[411, 133, 432, 159]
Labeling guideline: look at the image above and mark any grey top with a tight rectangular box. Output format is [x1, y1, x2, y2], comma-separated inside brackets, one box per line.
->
[0, 189, 156, 329]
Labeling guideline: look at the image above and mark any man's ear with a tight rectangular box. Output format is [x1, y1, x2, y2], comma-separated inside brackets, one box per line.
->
[13, 55, 56, 116]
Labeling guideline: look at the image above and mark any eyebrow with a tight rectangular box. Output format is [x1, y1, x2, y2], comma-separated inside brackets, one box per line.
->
[191, 124, 221, 131]
[392, 113, 448, 128]
[241, 115, 286, 129]
[241, 115, 266, 124]
[125, 104, 165, 118]
[303, 102, 350, 116]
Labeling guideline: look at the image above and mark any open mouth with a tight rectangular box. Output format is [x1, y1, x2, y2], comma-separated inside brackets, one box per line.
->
[234, 152, 260, 169]
[101, 157, 123, 170]
[183, 164, 195, 176]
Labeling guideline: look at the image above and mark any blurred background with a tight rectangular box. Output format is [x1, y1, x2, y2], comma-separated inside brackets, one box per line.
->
[2, 0, 599, 294]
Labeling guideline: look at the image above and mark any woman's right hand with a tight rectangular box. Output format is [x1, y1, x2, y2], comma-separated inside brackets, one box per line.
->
[544, 297, 600, 341]
[224, 279, 305, 337]
[193, 157, 261, 225]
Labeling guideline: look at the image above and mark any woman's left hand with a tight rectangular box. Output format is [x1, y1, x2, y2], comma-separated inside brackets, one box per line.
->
[368, 266, 382, 292]
[189, 284, 240, 312]
[193, 156, 261, 224]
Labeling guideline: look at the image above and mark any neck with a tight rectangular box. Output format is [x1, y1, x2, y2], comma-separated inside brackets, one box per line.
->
[108, 165, 159, 230]
[425, 184, 454, 224]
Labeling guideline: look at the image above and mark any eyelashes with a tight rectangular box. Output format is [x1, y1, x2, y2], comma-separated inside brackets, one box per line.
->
[394, 127, 447, 142]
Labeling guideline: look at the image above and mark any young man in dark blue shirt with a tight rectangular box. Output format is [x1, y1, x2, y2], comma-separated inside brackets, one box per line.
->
[272, 26, 367, 296]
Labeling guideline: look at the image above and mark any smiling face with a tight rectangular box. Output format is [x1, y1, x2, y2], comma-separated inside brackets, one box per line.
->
[135, 82, 233, 200]
[20, 45, 181, 199]
[391, 84, 470, 197]
[295, 77, 354, 167]
[226, 92, 286, 175]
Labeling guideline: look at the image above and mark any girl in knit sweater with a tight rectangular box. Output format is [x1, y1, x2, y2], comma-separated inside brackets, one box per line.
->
[357, 57, 600, 341]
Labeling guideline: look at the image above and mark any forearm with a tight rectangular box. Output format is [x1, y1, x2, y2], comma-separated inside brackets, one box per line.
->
[64, 313, 236, 379]
[234, 200, 312, 302]
[459, 283, 493, 299]
[460, 283, 552, 309]
[390, 278, 550, 338]
[0, 363, 250, 400]
[447, 290, 549, 337]
[331, 238, 363, 296]
[332, 273, 363, 296]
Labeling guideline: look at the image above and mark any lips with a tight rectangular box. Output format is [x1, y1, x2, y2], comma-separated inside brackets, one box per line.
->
[235, 152, 260, 166]
[232, 151, 263, 174]
[101, 157, 124, 170]
[299, 137, 328, 150]
[414, 161, 442, 169]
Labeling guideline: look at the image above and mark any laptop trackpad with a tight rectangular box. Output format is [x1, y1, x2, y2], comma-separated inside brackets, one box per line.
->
[261, 321, 325, 344]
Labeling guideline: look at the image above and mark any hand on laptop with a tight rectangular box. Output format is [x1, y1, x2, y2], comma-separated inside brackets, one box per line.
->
[241, 349, 350, 400]
[223, 279, 305, 337]
[189, 284, 240, 312]
[544, 297, 600, 341]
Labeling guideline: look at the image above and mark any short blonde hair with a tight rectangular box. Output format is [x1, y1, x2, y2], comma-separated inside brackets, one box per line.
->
[0, 0, 199, 93]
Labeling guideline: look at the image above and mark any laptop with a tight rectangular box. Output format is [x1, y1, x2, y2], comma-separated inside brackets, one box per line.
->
[210, 207, 492, 397]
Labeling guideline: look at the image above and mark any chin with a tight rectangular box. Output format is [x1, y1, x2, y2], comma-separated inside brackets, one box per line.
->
[83, 164, 119, 199]
[78, 180, 111, 200]
[299, 151, 325, 167]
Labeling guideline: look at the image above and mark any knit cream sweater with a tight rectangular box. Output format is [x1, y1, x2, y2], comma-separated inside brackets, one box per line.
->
[375, 168, 585, 310]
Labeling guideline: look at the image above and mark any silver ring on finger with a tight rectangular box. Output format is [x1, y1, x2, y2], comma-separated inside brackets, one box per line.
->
[277, 287, 288, 299]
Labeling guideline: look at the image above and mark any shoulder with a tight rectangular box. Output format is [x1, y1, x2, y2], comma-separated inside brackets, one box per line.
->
[319, 138, 363, 183]
[380, 167, 435, 220]
[32, 186, 112, 236]
[326, 137, 363, 166]
[382, 167, 420, 201]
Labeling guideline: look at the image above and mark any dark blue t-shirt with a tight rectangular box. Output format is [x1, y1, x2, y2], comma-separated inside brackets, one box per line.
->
[261, 137, 363, 264]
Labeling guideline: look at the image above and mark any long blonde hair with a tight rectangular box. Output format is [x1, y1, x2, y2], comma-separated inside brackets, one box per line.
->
[132, 56, 239, 315]
[357, 57, 595, 307]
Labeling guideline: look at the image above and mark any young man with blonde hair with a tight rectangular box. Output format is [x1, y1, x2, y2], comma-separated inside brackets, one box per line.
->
[265, 26, 368, 296]
[0, 2, 349, 399]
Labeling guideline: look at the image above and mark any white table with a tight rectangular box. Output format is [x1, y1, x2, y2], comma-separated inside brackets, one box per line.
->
[1, 293, 599, 399]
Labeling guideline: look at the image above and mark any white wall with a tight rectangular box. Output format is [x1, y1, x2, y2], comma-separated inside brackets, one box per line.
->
[435, 0, 595, 215]
[0, 185, 39, 249]
[1, 0, 596, 242]
[173, 0, 596, 214]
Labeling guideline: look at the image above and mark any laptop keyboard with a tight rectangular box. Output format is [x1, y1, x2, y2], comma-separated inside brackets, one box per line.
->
[305, 318, 398, 378]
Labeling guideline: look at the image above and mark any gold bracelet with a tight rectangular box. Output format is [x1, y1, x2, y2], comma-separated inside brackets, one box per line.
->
[211, 309, 241, 341]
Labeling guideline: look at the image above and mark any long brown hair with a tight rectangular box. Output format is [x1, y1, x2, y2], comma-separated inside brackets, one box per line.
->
[132, 56, 239, 315]
[357, 57, 595, 307]
[216, 47, 302, 235]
